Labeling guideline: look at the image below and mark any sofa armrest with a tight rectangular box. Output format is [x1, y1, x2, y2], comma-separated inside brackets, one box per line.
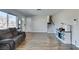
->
[0, 39, 12, 44]
[0, 39, 15, 50]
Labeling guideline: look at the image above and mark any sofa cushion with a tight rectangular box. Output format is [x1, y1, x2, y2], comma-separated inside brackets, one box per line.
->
[0, 44, 10, 50]
[0, 39, 15, 50]
[0, 33, 13, 39]
[9, 28, 19, 36]
[0, 28, 26, 49]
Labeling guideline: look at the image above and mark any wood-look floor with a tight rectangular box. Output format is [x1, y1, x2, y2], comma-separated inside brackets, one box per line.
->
[16, 33, 79, 50]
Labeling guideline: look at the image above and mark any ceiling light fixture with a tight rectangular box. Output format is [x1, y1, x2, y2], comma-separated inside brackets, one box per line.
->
[37, 9, 41, 11]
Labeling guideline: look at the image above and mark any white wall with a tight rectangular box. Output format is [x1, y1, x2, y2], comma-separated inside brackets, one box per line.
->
[31, 16, 48, 32]
[47, 24, 56, 33]
[53, 9, 79, 47]
[26, 16, 56, 33]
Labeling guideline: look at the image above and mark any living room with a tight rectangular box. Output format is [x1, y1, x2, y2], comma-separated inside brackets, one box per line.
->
[1, 0, 79, 59]
[1, 9, 79, 50]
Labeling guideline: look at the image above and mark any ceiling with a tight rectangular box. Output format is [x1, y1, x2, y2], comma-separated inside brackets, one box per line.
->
[15, 9, 63, 16]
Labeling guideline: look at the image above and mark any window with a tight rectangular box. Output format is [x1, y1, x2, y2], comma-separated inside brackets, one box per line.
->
[0, 11, 19, 30]
[21, 17, 26, 31]
[8, 14, 17, 28]
[0, 11, 7, 29]
[18, 19, 22, 29]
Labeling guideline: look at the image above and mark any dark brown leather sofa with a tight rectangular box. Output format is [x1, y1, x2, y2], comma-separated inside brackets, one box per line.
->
[0, 28, 26, 50]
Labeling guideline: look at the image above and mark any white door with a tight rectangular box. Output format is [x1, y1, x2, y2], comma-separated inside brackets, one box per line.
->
[26, 17, 31, 32]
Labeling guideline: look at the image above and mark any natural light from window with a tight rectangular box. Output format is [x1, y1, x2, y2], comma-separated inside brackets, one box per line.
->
[0, 11, 7, 29]
[0, 11, 17, 29]
[8, 14, 17, 28]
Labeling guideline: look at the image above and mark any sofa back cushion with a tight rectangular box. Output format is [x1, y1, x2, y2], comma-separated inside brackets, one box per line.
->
[9, 28, 18, 36]
[0, 29, 13, 39]
[0, 33, 13, 39]
[0, 28, 18, 39]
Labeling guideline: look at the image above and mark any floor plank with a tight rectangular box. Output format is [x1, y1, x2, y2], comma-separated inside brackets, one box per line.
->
[16, 33, 79, 50]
